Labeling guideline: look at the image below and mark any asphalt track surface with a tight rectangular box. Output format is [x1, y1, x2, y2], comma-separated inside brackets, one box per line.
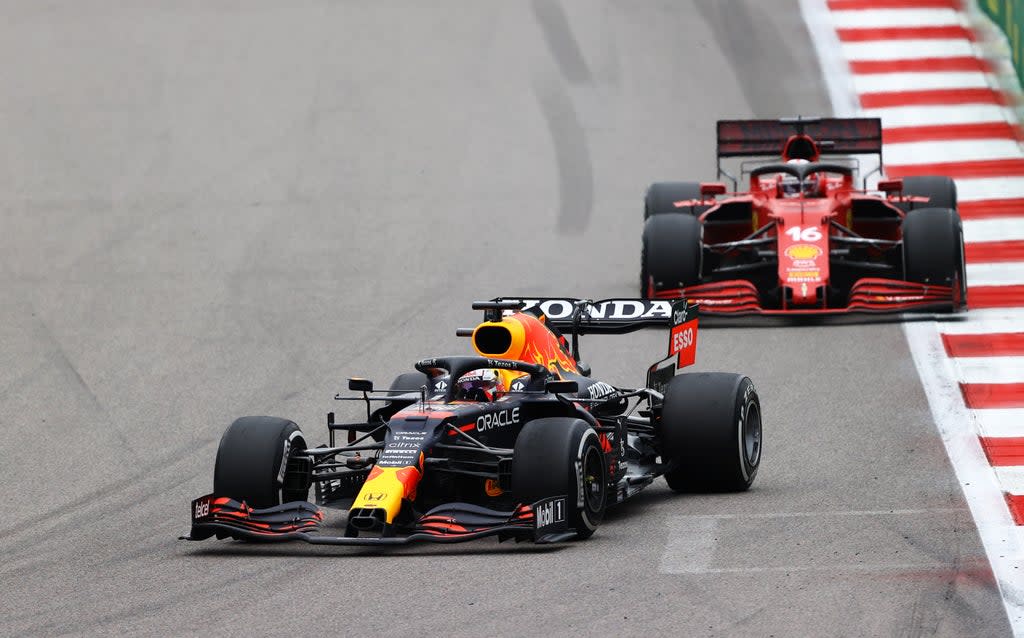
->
[0, 2, 1011, 636]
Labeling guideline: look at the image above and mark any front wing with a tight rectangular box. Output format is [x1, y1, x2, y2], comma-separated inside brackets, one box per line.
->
[182, 495, 574, 545]
[653, 277, 961, 315]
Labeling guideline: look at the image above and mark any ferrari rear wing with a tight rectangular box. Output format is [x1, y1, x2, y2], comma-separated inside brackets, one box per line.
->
[716, 117, 883, 188]
[717, 117, 883, 158]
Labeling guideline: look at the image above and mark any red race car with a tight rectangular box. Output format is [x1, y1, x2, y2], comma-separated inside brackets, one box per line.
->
[640, 117, 967, 315]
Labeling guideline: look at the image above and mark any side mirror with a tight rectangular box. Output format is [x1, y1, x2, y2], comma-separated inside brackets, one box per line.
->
[576, 361, 592, 377]
[877, 178, 903, 194]
[545, 380, 578, 394]
[348, 378, 373, 393]
[700, 182, 727, 197]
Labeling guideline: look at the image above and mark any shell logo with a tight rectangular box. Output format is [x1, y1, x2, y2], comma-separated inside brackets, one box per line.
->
[784, 244, 822, 260]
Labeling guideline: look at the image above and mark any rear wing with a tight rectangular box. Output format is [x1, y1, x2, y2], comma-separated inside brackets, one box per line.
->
[478, 298, 699, 390]
[716, 116, 883, 187]
[717, 117, 883, 157]
[486, 297, 677, 334]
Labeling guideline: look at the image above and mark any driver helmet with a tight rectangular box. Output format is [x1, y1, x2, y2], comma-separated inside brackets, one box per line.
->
[778, 158, 823, 198]
[456, 368, 504, 401]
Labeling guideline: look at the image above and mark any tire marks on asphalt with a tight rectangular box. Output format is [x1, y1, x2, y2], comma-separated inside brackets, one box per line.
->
[532, 75, 594, 234]
[695, 0, 820, 118]
[531, 0, 592, 84]
[530, 0, 594, 233]
[0, 435, 215, 550]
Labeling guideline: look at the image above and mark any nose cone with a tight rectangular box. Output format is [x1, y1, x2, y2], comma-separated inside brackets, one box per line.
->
[351, 465, 423, 525]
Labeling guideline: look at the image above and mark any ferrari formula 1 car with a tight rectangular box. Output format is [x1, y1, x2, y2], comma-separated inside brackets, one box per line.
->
[184, 298, 762, 546]
[640, 117, 967, 315]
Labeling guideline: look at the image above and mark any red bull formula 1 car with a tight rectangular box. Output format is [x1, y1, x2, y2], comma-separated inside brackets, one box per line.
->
[640, 117, 967, 315]
[184, 298, 762, 546]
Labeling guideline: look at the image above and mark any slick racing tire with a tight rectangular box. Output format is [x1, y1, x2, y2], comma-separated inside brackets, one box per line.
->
[213, 416, 308, 508]
[512, 418, 607, 540]
[644, 181, 708, 219]
[641, 213, 702, 298]
[903, 207, 967, 305]
[659, 373, 761, 492]
[901, 175, 957, 211]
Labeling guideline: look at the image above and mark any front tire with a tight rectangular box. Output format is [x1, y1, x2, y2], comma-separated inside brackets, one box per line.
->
[512, 418, 607, 539]
[213, 416, 308, 508]
[659, 373, 762, 492]
[641, 213, 702, 297]
[644, 181, 708, 219]
[901, 175, 957, 211]
[903, 207, 966, 305]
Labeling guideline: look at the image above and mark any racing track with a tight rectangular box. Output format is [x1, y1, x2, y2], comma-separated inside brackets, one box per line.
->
[0, 2, 1011, 636]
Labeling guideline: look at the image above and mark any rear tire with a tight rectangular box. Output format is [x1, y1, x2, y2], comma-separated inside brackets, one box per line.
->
[645, 181, 708, 219]
[512, 418, 607, 540]
[641, 213, 702, 297]
[900, 175, 957, 211]
[213, 416, 308, 508]
[903, 207, 966, 302]
[659, 373, 762, 492]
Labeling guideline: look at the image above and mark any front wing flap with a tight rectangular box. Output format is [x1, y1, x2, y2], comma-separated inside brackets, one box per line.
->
[652, 278, 960, 315]
[182, 494, 573, 545]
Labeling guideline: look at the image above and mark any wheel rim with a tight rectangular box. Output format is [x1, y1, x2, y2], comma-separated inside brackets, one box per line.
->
[743, 403, 762, 466]
[582, 445, 604, 512]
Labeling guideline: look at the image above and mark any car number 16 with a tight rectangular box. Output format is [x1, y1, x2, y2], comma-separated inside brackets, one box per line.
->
[784, 226, 823, 241]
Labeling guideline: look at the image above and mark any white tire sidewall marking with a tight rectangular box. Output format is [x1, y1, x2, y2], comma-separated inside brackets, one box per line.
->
[576, 428, 601, 531]
[277, 429, 304, 501]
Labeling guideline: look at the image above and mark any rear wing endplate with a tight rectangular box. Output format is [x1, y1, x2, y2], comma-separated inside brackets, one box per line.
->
[647, 300, 698, 393]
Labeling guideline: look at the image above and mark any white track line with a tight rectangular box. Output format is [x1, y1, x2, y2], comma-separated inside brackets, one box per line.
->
[996, 468, 1024, 496]
[949, 306, 1024, 323]
[865, 104, 1013, 128]
[664, 508, 969, 519]
[660, 509, 975, 574]
[887, 139, 1024, 165]
[853, 71, 990, 93]
[957, 178, 1024, 203]
[953, 357, 1024, 383]
[843, 39, 976, 61]
[975, 409, 1024, 437]
[663, 563, 973, 574]
[831, 9, 963, 29]
[967, 262, 1024, 286]
[903, 320, 1024, 629]
[659, 516, 719, 574]
[964, 219, 1024, 243]
[939, 312, 1024, 333]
